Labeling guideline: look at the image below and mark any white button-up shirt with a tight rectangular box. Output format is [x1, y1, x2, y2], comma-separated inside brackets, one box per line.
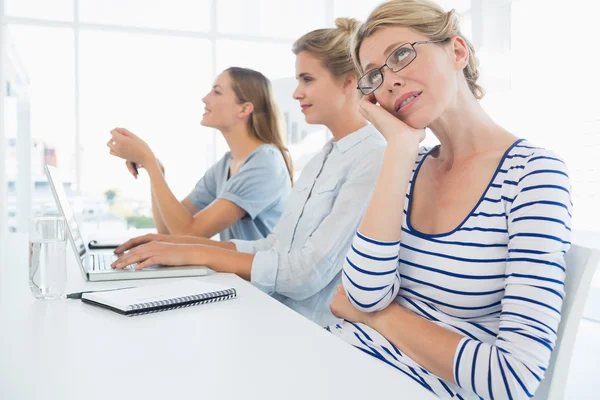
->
[232, 124, 386, 326]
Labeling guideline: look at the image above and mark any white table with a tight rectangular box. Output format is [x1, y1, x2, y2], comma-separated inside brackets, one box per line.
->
[0, 233, 436, 400]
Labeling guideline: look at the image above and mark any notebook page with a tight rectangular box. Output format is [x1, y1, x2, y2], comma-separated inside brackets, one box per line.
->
[82, 279, 233, 311]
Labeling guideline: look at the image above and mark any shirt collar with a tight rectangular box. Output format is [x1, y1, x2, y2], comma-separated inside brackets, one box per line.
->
[333, 124, 378, 154]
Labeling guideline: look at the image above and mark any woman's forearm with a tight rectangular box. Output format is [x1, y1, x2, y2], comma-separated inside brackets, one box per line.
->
[198, 245, 254, 280]
[145, 157, 196, 235]
[342, 137, 420, 310]
[365, 302, 462, 384]
[358, 136, 419, 241]
[151, 188, 169, 234]
[146, 158, 168, 233]
[169, 235, 236, 250]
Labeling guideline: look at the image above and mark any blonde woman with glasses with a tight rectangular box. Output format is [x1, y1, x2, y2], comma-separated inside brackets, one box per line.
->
[327, 1, 572, 399]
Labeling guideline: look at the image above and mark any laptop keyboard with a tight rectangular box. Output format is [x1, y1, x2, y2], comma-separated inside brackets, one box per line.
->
[91, 253, 119, 271]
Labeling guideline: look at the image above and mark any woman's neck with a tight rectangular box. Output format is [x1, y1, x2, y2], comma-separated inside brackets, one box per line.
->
[326, 111, 369, 142]
[221, 124, 264, 162]
[428, 90, 517, 169]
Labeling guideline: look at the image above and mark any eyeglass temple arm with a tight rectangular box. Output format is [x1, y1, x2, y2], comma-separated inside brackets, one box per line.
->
[412, 38, 451, 46]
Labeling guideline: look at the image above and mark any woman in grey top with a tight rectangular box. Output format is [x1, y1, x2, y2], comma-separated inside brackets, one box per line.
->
[112, 19, 386, 327]
[106, 67, 293, 242]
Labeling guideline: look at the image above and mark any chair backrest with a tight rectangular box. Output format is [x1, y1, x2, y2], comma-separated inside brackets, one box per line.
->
[533, 244, 600, 399]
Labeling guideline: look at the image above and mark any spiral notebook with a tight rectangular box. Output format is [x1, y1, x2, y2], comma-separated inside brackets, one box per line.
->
[81, 279, 237, 316]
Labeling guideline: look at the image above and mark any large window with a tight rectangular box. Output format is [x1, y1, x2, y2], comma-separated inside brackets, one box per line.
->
[3, 0, 598, 238]
[6, 25, 76, 232]
[78, 31, 213, 234]
[78, 0, 212, 31]
[479, 0, 600, 232]
[333, 0, 381, 20]
[7, 26, 76, 180]
[217, 0, 327, 39]
[5, 0, 73, 21]
[216, 40, 295, 81]
[2, 0, 338, 236]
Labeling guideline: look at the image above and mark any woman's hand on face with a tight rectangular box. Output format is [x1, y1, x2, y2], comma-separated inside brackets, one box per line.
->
[111, 241, 202, 270]
[358, 94, 425, 146]
[107, 127, 154, 166]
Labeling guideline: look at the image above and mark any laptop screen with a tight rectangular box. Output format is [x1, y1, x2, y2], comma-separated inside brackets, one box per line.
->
[45, 166, 87, 258]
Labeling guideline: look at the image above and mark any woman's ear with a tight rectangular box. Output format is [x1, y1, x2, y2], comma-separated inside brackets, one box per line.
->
[450, 36, 469, 71]
[342, 72, 358, 94]
[238, 102, 254, 119]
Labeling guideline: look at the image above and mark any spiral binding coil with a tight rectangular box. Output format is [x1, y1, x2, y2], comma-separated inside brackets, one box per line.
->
[127, 288, 237, 316]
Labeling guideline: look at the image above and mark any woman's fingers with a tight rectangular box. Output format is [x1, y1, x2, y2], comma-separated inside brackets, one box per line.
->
[107, 131, 122, 157]
[358, 95, 426, 144]
[364, 92, 377, 104]
[358, 95, 382, 122]
[119, 127, 135, 137]
[125, 160, 138, 179]
[114, 234, 154, 254]
[112, 246, 147, 269]
[115, 236, 144, 255]
[135, 257, 159, 270]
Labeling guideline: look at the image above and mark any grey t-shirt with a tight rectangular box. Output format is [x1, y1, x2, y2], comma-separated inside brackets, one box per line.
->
[188, 144, 291, 242]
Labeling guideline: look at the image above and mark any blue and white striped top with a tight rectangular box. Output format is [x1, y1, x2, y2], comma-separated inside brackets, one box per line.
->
[329, 139, 572, 399]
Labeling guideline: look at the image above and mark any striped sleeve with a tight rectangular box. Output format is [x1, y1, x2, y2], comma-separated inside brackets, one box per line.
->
[454, 152, 572, 399]
[342, 231, 401, 312]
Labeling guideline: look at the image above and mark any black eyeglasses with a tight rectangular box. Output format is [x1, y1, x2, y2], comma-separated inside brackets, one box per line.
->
[357, 38, 450, 95]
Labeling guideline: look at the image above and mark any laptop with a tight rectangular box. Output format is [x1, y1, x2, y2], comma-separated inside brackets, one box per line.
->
[45, 165, 209, 282]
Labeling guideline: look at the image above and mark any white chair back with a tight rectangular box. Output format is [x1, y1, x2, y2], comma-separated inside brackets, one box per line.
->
[533, 244, 600, 399]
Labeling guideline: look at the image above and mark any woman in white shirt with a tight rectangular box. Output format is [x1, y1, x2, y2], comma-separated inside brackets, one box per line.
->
[111, 18, 386, 327]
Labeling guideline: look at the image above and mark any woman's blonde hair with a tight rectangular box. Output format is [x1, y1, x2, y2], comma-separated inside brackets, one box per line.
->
[225, 67, 294, 185]
[352, 0, 484, 99]
[292, 17, 362, 79]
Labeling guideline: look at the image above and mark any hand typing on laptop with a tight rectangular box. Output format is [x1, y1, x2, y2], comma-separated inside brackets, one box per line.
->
[113, 233, 237, 270]
[114, 233, 212, 254]
[45, 165, 209, 281]
[111, 241, 206, 270]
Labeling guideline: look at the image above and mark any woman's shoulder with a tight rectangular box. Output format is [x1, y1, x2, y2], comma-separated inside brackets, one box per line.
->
[247, 143, 278, 160]
[501, 139, 570, 191]
[245, 144, 288, 170]
[504, 139, 569, 174]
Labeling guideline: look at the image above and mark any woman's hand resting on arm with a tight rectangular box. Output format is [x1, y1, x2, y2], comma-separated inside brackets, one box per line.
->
[330, 284, 375, 325]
